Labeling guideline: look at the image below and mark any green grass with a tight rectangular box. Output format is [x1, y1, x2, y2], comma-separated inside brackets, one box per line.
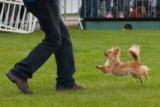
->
[0, 28, 160, 107]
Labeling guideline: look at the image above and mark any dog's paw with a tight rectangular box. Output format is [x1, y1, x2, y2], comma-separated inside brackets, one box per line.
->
[96, 65, 100, 69]
[96, 65, 103, 69]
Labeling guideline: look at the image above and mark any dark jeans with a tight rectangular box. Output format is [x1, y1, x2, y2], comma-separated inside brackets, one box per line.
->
[80, 0, 98, 18]
[11, 0, 75, 88]
[91, 0, 98, 17]
[80, 0, 91, 18]
[158, 0, 160, 17]
[106, 0, 123, 12]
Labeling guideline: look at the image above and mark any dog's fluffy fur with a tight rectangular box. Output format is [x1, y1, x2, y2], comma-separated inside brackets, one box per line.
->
[129, 6, 146, 18]
[96, 45, 149, 85]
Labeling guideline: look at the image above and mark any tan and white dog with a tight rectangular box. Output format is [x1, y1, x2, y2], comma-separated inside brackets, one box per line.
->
[96, 45, 149, 85]
[129, 6, 146, 18]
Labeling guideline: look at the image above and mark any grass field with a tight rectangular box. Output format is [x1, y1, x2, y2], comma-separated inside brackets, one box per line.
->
[0, 28, 160, 107]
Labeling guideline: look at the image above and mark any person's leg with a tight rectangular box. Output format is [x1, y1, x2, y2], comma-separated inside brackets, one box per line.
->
[124, 0, 130, 17]
[99, 0, 108, 17]
[106, 0, 112, 12]
[48, 0, 82, 89]
[114, 0, 124, 18]
[86, 0, 92, 17]
[106, 0, 113, 18]
[55, 19, 76, 88]
[8, 0, 61, 83]
[80, 0, 85, 18]
[80, 0, 92, 18]
[118, 0, 123, 12]
[152, 0, 157, 17]
[157, 0, 160, 17]
[91, 0, 98, 17]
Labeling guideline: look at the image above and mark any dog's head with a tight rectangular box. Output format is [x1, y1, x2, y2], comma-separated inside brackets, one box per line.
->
[104, 47, 120, 62]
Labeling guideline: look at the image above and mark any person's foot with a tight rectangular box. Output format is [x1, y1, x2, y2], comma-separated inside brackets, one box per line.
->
[105, 12, 113, 18]
[118, 12, 124, 18]
[56, 84, 84, 91]
[6, 71, 33, 94]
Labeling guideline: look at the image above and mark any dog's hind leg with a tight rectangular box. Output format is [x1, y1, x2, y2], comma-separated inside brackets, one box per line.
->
[139, 77, 144, 85]
[144, 71, 149, 80]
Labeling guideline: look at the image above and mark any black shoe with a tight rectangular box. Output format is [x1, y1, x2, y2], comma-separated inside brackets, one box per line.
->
[6, 72, 33, 94]
[56, 84, 84, 91]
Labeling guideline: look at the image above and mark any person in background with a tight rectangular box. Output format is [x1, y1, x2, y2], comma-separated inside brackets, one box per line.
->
[157, 0, 160, 17]
[106, 0, 124, 18]
[80, 0, 91, 18]
[80, 0, 98, 18]
[149, 0, 157, 17]
[91, 0, 98, 17]
[98, 0, 107, 17]
[123, 0, 130, 17]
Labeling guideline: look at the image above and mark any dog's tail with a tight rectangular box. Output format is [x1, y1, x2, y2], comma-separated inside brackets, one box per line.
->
[128, 45, 140, 62]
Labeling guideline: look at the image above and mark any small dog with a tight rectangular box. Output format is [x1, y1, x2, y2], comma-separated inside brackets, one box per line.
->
[129, 6, 146, 18]
[96, 45, 149, 85]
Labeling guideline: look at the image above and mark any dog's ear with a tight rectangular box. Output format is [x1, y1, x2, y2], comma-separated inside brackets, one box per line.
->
[114, 48, 120, 55]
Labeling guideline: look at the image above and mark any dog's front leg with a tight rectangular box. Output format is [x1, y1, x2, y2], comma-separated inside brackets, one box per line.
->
[96, 65, 111, 73]
[96, 65, 104, 70]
